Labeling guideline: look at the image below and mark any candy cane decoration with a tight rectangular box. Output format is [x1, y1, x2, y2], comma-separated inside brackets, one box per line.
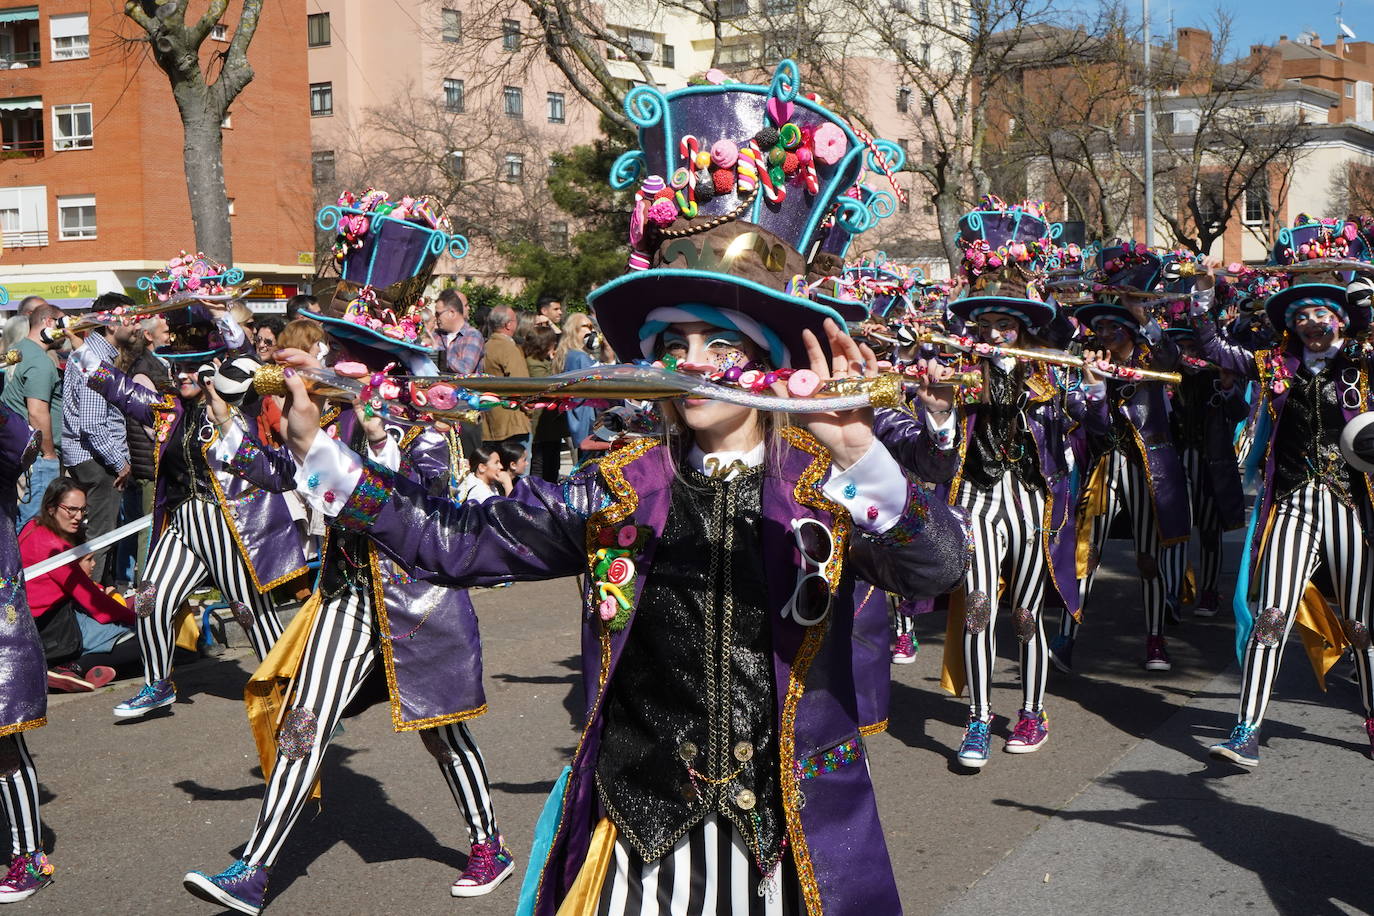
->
[746, 142, 785, 204]
[849, 124, 907, 205]
[676, 135, 700, 218]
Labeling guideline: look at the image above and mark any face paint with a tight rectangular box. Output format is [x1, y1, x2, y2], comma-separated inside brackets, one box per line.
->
[975, 315, 1020, 346]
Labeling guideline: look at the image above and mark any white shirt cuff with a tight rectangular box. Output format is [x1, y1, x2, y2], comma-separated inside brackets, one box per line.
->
[295, 429, 364, 517]
[365, 434, 403, 472]
[216, 313, 246, 350]
[924, 409, 957, 450]
[209, 418, 244, 466]
[1084, 380, 1107, 401]
[822, 439, 909, 533]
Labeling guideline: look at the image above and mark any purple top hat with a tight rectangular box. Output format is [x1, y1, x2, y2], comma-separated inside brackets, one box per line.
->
[954, 196, 1072, 329]
[589, 60, 904, 368]
[1094, 240, 1164, 295]
[318, 190, 468, 291]
[1271, 215, 1367, 266]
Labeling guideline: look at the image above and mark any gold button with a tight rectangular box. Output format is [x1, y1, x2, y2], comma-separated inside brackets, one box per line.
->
[678, 741, 697, 761]
[733, 741, 754, 762]
[734, 789, 756, 810]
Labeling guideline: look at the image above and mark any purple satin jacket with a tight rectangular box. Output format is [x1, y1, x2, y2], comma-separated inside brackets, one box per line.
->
[330, 430, 970, 915]
[0, 403, 46, 737]
[86, 362, 308, 593]
[223, 411, 487, 730]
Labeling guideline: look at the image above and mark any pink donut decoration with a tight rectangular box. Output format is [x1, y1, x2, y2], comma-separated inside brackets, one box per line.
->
[617, 524, 638, 547]
[738, 369, 762, 389]
[786, 369, 822, 398]
[812, 123, 848, 166]
[426, 384, 458, 410]
[710, 139, 739, 169]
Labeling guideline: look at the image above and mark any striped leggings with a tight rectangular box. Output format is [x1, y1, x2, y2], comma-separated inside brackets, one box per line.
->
[1063, 449, 1184, 641]
[0, 734, 40, 858]
[241, 588, 497, 868]
[957, 472, 1050, 720]
[137, 498, 285, 685]
[1236, 484, 1374, 727]
[1180, 445, 1224, 597]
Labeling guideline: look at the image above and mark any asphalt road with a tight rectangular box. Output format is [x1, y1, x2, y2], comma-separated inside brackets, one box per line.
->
[14, 536, 1369, 915]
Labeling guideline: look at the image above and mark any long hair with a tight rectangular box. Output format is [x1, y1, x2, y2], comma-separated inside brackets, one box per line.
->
[33, 477, 87, 545]
[554, 312, 595, 373]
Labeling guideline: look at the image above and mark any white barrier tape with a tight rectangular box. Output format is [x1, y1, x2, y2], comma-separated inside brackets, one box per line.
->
[22, 514, 154, 581]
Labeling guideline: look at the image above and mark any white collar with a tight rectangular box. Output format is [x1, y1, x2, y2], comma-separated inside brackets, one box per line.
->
[688, 442, 765, 481]
[1303, 339, 1343, 367]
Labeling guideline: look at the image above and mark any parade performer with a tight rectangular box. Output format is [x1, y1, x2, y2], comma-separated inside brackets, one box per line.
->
[262, 64, 967, 915]
[1050, 244, 1190, 673]
[0, 403, 55, 903]
[897, 198, 1106, 767]
[183, 209, 510, 913]
[1193, 217, 1374, 767]
[72, 276, 307, 720]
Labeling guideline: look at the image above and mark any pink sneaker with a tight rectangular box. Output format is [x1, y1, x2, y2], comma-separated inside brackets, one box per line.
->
[1005, 709, 1049, 753]
[83, 665, 116, 690]
[0, 851, 53, 903]
[891, 633, 917, 664]
[451, 836, 515, 897]
[1364, 717, 1374, 759]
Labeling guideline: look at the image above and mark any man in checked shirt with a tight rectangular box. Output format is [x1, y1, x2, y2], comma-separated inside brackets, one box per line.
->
[61, 293, 134, 585]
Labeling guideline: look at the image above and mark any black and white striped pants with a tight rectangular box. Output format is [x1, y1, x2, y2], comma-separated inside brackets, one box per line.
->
[1180, 445, 1224, 598]
[241, 587, 497, 867]
[0, 734, 40, 858]
[1064, 449, 1183, 640]
[597, 814, 802, 915]
[1237, 483, 1374, 727]
[889, 594, 914, 641]
[957, 472, 1050, 719]
[137, 498, 285, 684]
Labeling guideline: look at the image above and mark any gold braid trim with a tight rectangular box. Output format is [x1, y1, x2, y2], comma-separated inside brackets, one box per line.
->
[779, 426, 851, 589]
[780, 623, 829, 915]
[858, 719, 888, 737]
[0, 718, 46, 739]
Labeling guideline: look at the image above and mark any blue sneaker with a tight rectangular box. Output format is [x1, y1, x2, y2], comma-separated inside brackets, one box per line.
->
[184, 860, 269, 915]
[113, 678, 176, 719]
[957, 717, 992, 769]
[1048, 634, 1074, 673]
[1209, 724, 1259, 768]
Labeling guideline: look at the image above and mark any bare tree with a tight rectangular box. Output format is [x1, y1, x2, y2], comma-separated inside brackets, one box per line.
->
[124, 0, 264, 262]
[1327, 159, 1374, 216]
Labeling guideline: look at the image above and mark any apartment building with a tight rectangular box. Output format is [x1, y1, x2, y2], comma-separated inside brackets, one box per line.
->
[0, 0, 313, 310]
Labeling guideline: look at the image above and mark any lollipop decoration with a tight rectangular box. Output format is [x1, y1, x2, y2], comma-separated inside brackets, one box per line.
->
[136, 251, 256, 304]
[317, 188, 467, 290]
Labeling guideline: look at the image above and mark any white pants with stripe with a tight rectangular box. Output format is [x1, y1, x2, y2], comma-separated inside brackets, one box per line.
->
[0, 735, 40, 858]
[596, 814, 802, 915]
[1063, 449, 1184, 641]
[957, 472, 1050, 720]
[240, 587, 498, 868]
[1236, 483, 1374, 728]
[136, 498, 285, 684]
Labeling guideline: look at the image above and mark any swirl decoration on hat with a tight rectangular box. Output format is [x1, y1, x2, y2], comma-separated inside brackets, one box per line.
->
[136, 252, 245, 303]
[0, 286, 8, 307]
[317, 188, 467, 291]
[958, 196, 1065, 282]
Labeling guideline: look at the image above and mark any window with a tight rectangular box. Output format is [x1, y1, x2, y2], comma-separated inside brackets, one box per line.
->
[0, 185, 48, 247]
[312, 150, 336, 184]
[627, 30, 655, 60]
[661, 43, 675, 68]
[1347, 82, 1356, 99]
[442, 7, 460, 42]
[763, 0, 791, 12]
[549, 220, 569, 250]
[310, 82, 333, 116]
[899, 192, 911, 213]
[211, 22, 228, 41]
[57, 194, 95, 240]
[503, 86, 523, 118]
[226, 197, 236, 216]
[1156, 112, 1175, 134]
[896, 86, 911, 112]
[307, 12, 330, 47]
[502, 19, 520, 51]
[447, 149, 466, 180]
[503, 153, 524, 182]
[718, 43, 755, 66]
[919, 0, 929, 16]
[1244, 178, 1268, 224]
[51, 103, 92, 150]
[49, 13, 89, 60]
[444, 78, 465, 112]
[1174, 111, 1197, 134]
[919, 43, 930, 64]
[718, 0, 749, 18]
[547, 91, 565, 123]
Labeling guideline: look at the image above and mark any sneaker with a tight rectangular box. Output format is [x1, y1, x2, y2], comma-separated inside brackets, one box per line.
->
[1145, 635, 1172, 672]
[47, 666, 94, 693]
[83, 665, 116, 690]
[1193, 589, 1221, 619]
[1005, 709, 1049, 754]
[113, 678, 176, 719]
[1365, 717, 1374, 759]
[956, 717, 992, 769]
[1047, 634, 1074, 674]
[183, 860, 269, 916]
[451, 837, 516, 897]
[1209, 723, 1260, 768]
[0, 851, 53, 903]
[891, 633, 917, 665]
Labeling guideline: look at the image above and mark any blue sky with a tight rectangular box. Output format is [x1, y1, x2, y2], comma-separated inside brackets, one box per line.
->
[1089, 0, 1371, 55]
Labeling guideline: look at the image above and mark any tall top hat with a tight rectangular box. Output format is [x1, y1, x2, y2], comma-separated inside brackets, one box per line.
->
[1093, 240, 1168, 298]
[587, 60, 904, 368]
[1264, 215, 1371, 333]
[950, 196, 1075, 329]
[136, 251, 258, 307]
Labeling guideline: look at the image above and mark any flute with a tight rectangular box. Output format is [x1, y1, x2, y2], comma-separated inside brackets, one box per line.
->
[918, 332, 1182, 384]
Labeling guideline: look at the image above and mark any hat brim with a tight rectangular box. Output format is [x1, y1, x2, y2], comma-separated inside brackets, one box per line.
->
[158, 347, 226, 363]
[1075, 302, 1142, 332]
[1340, 411, 1374, 474]
[588, 269, 844, 367]
[1264, 283, 1365, 333]
[949, 296, 1055, 329]
[811, 293, 870, 324]
[300, 307, 438, 357]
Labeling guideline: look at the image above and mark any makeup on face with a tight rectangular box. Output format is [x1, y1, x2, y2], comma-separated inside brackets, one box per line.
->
[975, 315, 1020, 345]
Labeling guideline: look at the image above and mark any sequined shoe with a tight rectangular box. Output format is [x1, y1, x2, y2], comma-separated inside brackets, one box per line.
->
[113, 678, 175, 719]
[183, 860, 269, 915]
[1364, 717, 1374, 759]
[1145, 636, 1172, 672]
[956, 717, 992, 769]
[1048, 634, 1074, 674]
[451, 837, 516, 897]
[891, 633, 917, 665]
[0, 851, 53, 903]
[1209, 723, 1260, 768]
[1004, 709, 1049, 754]
[1193, 589, 1221, 618]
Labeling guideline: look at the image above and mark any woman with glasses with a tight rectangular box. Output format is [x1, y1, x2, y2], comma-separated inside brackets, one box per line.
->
[236, 68, 968, 916]
[252, 317, 285, 364]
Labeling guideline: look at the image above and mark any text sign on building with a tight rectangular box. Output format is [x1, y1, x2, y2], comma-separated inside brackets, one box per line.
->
[5, 279, 99, 301]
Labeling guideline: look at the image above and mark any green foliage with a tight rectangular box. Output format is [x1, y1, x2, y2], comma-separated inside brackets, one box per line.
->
[501, 117, 633, 310]
[457, 281, 524, 312]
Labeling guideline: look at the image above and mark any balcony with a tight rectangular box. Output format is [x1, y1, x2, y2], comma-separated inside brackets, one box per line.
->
[0, 6, 40, 69]
[1, 95, 43, 158]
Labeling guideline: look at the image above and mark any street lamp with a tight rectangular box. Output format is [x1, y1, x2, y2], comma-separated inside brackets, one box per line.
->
[1142, 0, 1154, 247]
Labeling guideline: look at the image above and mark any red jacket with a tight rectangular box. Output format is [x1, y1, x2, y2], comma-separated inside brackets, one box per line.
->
[18, 523, 134, 625]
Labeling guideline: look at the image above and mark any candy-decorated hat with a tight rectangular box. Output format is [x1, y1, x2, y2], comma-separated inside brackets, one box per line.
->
[137, 251, 259, 307]
[1093, 240, 1168, 298]
[950, 196, 1073, 329]
[1263, 215, 1371, 333]
[808, 256, 918, 323]
[1075, 301, 1142, 336]
[586, 60, 904, 368]
[158, 304, 227, 363]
